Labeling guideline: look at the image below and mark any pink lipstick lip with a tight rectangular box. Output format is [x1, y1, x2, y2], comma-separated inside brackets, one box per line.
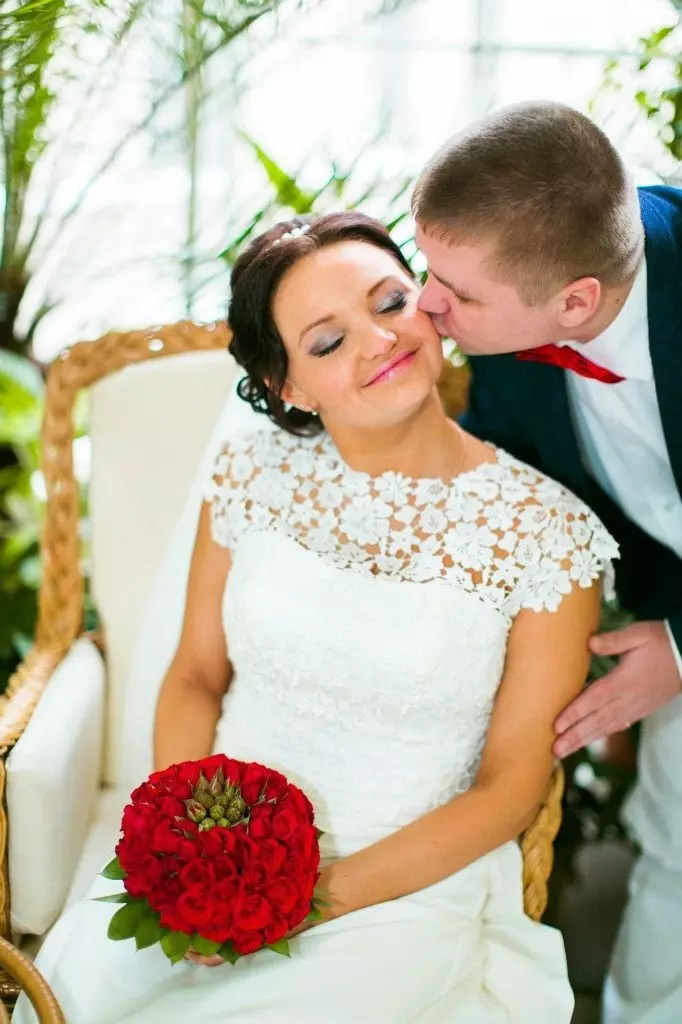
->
[364, 349, 417, 387]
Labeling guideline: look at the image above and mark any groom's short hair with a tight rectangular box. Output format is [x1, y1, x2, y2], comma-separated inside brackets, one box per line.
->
[412, 101, 644, 305]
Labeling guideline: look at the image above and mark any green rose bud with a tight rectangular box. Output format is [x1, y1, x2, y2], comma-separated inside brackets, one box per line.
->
[195, 791, 214, 810]
[223, 783, 238, 802]
[225, 806, 243, 824]
[216, 818, 229, 828]
[208, 769, 225, 800]
[198, 818, 216, 831]
[210, 805, 224, 821]
[185, 799, 207, 823]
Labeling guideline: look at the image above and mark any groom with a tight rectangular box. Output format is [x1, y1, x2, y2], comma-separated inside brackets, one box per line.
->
[412, 101, 682, 1023]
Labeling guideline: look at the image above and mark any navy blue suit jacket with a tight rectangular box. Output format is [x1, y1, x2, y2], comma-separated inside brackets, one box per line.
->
[462, 186, 682, 652]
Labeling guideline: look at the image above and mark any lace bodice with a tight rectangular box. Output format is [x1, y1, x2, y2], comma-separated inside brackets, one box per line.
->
[204, 428, 617, 856]
[205, 427, 618, 620]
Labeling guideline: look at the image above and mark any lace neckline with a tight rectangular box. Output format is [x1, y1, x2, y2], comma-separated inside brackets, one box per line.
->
[317, 430, 503, 491]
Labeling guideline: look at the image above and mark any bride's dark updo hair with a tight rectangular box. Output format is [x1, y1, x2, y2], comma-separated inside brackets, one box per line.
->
[227, 211, 415, 436]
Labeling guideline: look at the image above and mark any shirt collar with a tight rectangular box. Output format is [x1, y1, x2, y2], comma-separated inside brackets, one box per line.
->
[561, 258, 652, 381]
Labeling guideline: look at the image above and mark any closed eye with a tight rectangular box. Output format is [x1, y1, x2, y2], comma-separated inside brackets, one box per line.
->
[377, 290, 408, 314]
[313, 336, 343, 358]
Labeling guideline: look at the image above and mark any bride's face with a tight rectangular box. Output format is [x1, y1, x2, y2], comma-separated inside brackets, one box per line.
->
[272, 240, 443, 431]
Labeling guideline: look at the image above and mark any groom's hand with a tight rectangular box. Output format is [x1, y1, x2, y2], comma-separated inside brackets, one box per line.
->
[553, 621, 682, 758]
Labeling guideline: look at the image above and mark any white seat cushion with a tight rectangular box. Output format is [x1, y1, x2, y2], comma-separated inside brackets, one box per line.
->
[7, 640, 105, 936]
[88, 349, 240, 786]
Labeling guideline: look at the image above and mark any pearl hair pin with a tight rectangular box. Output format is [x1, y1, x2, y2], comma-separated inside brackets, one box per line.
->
[272, 224, 311, 245]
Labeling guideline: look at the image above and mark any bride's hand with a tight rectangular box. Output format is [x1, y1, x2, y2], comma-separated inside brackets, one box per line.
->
[184, 950, 225, 966]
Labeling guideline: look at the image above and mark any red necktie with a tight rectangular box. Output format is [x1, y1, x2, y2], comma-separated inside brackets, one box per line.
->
[516, 344, 625, 384]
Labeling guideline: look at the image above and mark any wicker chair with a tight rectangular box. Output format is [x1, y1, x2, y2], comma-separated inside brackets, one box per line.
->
[0, 322, 563, 1006]
[0, 939, 64, 1022]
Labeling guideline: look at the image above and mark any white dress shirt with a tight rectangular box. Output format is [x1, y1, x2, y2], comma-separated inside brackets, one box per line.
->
[561, 258, 682, 673]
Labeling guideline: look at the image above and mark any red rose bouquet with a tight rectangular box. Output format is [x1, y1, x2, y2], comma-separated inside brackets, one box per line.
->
[95, 754, 324, 964]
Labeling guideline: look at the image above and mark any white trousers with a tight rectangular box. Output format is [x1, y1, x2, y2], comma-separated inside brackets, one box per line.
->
[603, 692, 682, 1023]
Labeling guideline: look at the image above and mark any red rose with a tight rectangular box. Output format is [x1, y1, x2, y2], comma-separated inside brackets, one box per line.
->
[248, 804, 274, 840]
[199, 919, 232, 944]
[286, 786, 315, 821]
[263, 911, 289, 945]
[255, 839, 287, 877]
[281, 854, 307, 881]
[116, 832, 149, 871]
[123, 855, 162, 898]
[147, 874, 182, 913]
[240, 763, 270, 805]
[175, 839, 198, 862]
[264, 877, 299, 915]
[179, 859, 215, 889]
[233, 835, 257, 869]
[263, 771, 289, 801]
[177, 885, 216, 931]
[149, 765, 178, 791]
[152, 821, 184, 856]
[287, 900, 310, 931]
[214, 879, 239, 904]
[121, 803, 157, 835]
[242, 861, 269, 891]
[212, 856, 238, 882]
[158, 904, 190, 934]
[271, 808, 299, 843]
[156, 796, 185, 819]
[197, 828, 225, 858]
[288, 824, 316, 858]
[232, 929, 265, 956]
[129, 780, 156, 803]
[232, 893, 275, 931]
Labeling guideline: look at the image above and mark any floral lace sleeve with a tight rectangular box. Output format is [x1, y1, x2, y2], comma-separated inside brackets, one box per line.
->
[203, 433, 266, 549]
[506, 487, 619, 615]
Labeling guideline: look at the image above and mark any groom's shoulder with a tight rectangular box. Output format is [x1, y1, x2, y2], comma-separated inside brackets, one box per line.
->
[638, 183, 682, 227]
[466, 352, 523, 388]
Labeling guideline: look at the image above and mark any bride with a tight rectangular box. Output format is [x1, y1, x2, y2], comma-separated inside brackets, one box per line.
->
[15, 211, 618, 1022]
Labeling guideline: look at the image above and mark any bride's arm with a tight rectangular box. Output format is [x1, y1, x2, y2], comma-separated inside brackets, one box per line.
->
[318, 579, 601, 921]
[153, 503, 232, 771]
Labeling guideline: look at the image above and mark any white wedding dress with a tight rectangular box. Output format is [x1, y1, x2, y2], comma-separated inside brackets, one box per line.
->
[15, 426, 618, 1024]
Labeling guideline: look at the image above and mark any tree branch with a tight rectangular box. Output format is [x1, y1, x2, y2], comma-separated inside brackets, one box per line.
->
[36, 8, 271, 261]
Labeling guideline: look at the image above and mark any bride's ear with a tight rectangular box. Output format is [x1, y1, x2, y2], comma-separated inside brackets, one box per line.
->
[269, 378, 318, 415]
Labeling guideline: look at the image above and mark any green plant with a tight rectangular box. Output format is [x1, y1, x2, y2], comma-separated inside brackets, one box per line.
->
[592, 11, 682, 178]
[0, 349, 44, 689]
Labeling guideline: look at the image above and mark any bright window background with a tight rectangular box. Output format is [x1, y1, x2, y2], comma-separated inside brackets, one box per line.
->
[26, 0, 678, 360]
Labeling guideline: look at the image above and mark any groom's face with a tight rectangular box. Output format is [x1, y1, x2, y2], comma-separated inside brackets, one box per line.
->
[415, 225, 560, 356]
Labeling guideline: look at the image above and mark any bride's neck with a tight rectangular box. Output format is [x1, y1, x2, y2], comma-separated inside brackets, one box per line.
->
[326, 392, 461, 480]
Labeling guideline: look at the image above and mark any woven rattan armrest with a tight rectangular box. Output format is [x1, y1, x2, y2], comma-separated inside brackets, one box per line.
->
[0, 936, 65, 1022]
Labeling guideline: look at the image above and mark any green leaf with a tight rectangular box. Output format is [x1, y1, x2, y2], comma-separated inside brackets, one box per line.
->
[191, 935, 223, 957]
[268, 938, 291, 958]
[160, 930, 192, 965]
[92, 892, 132, 904]
[314, 827, 325, 840]
[306, 905, 323, 923]
[107, 900, 149, 941]
[100, 856, 126, 880]
[238, 132, 316, 213]
[217, 942, 242, 965]
[135, 909, 167, 951]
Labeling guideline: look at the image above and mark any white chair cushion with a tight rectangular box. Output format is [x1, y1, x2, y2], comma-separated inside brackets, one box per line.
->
[7, 639, 105, 936]
[89, 350, 239, 785]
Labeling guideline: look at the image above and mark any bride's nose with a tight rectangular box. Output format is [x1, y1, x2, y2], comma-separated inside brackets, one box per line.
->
[362, 321, 398, 359]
